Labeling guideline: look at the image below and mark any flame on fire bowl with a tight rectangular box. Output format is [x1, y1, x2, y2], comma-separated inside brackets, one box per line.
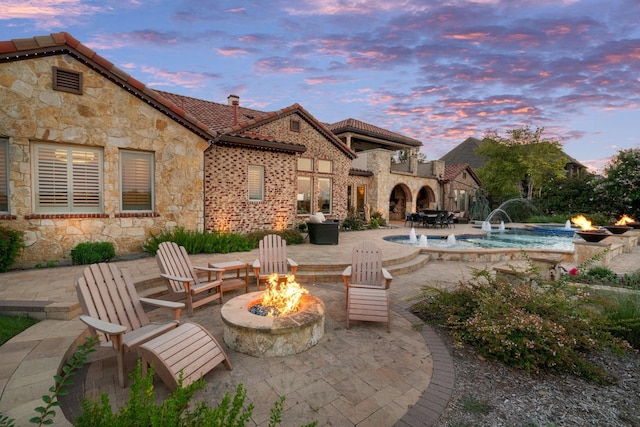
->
[604, 225, 632, 234]
[221, 291, 325, 357]
[576, 230, 611, 243]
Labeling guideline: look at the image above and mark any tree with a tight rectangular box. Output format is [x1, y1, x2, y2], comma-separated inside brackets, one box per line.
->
[595, 148, 640, 219]
[391, 149, 427, 164]
[536, 173, 599, 215]
[475, 127, 567, 200]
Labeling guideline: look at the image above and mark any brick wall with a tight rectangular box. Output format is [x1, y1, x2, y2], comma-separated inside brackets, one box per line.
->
[205, 113, 352, 233]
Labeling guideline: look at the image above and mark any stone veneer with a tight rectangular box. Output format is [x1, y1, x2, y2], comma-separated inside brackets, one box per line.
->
[205, 113, 352, 234]
[0, 55, 207, 265]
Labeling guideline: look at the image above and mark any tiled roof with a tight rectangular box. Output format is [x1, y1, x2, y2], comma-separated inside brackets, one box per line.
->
[156, 90, 267, 132]
[0, 32, 212, 140]
[0, 32, 352, 157]
[328, 118, 423, 147]
[444, 162, 483, 186]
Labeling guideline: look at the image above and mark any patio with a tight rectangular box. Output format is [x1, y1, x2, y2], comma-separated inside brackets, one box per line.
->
[6, 222, 636, 426]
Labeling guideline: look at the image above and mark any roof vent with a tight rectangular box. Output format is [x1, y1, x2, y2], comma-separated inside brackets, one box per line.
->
[52, 67, 83, 95]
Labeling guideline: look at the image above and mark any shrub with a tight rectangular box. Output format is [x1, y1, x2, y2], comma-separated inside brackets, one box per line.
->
[143, 227, 254, 255]
[0, 336, 317, 427]
[0, 226, 24, 272]
[414, 268, 622, 383]
[341, 208, 365, 231]
[70, 242, 115, 265]
[244, 228, 304, 248]
[367, 210, 387, 229]
[602, 293, 640, 350]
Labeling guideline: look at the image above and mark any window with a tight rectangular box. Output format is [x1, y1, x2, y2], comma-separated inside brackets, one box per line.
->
[317, 177, 332, 214]
[121, 151, 154, 211]
[297, 176, 311, 214]
[52, 67, 83, 95]
[356, 186, 365, 213]
[297, 157, 313, 171]
[0, 139, 8, 212]
[34, 143, 102, 213]
[248, 165, 264, 201]
[290, 119, 301, 132]
[318, 159, 332, 173]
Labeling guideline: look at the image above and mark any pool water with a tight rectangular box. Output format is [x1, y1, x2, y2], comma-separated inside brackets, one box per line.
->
[385, 229, 576, 251]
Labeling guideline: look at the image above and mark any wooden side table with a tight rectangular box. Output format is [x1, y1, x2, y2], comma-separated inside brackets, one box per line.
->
[208, 261, 249, 301]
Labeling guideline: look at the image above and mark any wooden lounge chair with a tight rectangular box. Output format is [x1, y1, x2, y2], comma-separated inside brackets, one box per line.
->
[342, 241, 392, 332]
[156, 241, 224, 315]
[75, 263, 184, 387]
[252, 234, 298, 290]
[139, 322, 232, 391]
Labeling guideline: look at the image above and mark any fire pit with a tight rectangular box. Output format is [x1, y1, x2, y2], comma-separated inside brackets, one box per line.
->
[576, 230, 611, 243]
[609, 214, 638, 232]
[220, 275, 325, 357]
[572, 215, 611, 243]
[604, 225, 632, 234]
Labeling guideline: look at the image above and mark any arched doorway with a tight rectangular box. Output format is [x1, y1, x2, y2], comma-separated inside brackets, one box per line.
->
[389, 184, 411, 221]
[416, 186, 436, 212]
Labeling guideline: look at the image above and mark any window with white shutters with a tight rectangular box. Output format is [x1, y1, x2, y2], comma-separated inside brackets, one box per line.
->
[0, 139, 8, 212]
[34, 144, 102, 213]
[121, 151, 154, 211]
[248, 165, 264, 201]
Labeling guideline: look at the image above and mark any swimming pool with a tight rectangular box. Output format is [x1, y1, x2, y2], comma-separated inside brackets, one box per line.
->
[384, 229, 576, 251]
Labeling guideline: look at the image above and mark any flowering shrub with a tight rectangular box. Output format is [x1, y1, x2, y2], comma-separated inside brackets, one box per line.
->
[418, 269, 622, 383]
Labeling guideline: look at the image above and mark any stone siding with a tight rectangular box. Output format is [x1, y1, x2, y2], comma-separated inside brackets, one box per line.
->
[0, 55, 207, 265]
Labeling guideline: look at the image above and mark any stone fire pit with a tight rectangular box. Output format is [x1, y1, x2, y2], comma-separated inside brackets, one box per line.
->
[220, 291, 325, 357]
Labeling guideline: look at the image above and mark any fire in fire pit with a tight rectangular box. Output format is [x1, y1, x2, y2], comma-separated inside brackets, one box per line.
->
[249, 274, 308, 317]
[571, 215, 611, 242]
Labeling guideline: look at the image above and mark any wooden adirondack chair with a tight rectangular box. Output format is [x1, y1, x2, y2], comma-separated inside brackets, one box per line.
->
[342, 241, 392, 332]
[252, 234, 298, 290]
[75, 263, 184, 387]
[156, 241, 224, 315]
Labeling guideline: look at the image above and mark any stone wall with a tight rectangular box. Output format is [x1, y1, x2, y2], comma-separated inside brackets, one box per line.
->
[360, 149, 442, 219]
[205, 113, 352, 234]
[0, 55, 207, 266]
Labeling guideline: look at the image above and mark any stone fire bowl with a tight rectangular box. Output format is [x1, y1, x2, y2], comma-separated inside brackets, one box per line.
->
[604, 225, 632, 234]
[221, 291, 325, 357]
[576, 230, 611, 243]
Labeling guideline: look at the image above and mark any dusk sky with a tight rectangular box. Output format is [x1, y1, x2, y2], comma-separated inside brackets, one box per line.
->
[2, 0, 639, 173]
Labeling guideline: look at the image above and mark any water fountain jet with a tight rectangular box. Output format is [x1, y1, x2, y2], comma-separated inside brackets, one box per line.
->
[409, 227, 417, 244]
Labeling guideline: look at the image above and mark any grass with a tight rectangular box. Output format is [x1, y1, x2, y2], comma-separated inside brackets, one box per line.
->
[0, 314, 39, 345]
[460, 394, 492, 415]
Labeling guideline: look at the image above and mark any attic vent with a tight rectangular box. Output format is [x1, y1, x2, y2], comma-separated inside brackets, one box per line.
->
[52, 67, 83, 95]
[290, 118, 301, 132]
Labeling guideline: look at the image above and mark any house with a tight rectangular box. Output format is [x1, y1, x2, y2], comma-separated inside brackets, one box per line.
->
[440, 136, 588, 177]
[442, 163, 482, 221]
[328, 118, 471, 221]
[0, 32, 354, 266]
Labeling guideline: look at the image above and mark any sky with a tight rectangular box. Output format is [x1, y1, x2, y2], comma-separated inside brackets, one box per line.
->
[1, 0, 640, 174]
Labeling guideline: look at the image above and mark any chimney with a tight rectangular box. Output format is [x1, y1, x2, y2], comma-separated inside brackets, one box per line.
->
[227, 94, 240, 125]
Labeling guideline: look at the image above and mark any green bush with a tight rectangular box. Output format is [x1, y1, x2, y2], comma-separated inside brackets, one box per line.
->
[414, 269, 623, 383]
[70, 242, 115, 265]
[244, 228, 305, 248]
[143, 227, 254, 255]
[0, 226, 24, 272]
[341, 208, 365, 231]
[602, 293, 640, 349]
[367, 210, 387, 229]
[0, 336, 317, 427]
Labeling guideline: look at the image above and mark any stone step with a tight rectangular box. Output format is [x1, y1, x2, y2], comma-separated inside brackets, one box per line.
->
[137, 250, 430, 291]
